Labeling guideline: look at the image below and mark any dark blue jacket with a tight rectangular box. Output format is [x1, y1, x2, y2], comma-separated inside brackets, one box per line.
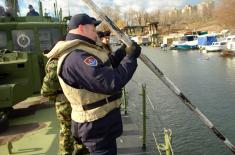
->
[64, 34, 135, 149]
[26, 9, 39, 16]
[59, 33, 137, 95]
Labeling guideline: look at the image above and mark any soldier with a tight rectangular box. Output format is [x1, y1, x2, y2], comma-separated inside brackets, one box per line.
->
[5, 0, 20, 17]
[52, 13, 141, 155]
[26, 4, 39, 16]
[41, 51, 88, 155]
[97, 31, 112, 52]
[0, 5, 6, 16]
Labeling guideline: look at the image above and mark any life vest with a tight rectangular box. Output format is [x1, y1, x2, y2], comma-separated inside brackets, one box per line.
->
[57, 39, 122, 123]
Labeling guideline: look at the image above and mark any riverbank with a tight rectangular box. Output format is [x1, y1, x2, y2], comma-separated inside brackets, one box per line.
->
[164, 19, 235, 35]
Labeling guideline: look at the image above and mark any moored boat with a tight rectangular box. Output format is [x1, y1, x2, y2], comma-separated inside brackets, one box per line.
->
[205, 41, 227, 52]
[170, 35, 198, 50]
[176, 44, 198, 50]
[198, 34, 217, 49]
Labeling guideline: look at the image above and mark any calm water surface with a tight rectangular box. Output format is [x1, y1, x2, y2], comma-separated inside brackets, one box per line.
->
[126, 47, 235, 155]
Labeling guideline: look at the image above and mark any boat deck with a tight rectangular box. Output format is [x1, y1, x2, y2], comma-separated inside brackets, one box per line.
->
[0, 96, 152, 155]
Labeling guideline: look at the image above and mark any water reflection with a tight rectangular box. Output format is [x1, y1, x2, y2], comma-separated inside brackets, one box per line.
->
[224, 57, 235, 69]
[171, 50, 179, 56]
[128, 47, 235, 155]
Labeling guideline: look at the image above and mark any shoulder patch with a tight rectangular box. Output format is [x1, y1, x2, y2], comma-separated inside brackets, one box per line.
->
[84, 56, 98, 66]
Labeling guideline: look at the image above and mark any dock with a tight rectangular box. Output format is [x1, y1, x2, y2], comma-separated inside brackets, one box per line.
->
[0, 96, 153, 155]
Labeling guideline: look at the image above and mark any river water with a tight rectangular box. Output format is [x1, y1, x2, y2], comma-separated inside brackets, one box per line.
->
[125, 47, 235, 155]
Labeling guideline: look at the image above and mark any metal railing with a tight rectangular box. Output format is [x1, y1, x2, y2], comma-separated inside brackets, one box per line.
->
[122, 83, 173, 155]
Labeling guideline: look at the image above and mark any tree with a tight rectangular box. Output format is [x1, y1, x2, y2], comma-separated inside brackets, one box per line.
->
[142, 11, 150, 25]
[116, 19, 125, 29]
[214, 0, 235, 27]
[149, 10, 160, 22]
[101, 5, 121, 24]
[97, 22, 110, 32]
[134, 10, 142, 25]
[123, 7, 136, 26]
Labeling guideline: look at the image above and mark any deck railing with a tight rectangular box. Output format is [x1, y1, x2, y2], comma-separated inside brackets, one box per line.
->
[122, 83, 173, 155]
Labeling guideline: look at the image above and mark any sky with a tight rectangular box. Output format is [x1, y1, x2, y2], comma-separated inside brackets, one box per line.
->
[0, 0, 205, 17]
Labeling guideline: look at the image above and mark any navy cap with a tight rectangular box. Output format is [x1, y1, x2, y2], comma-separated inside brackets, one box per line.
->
[68, 13, 102, 29]
[28, 4, 33, 9]
[97, 31, 111, 38]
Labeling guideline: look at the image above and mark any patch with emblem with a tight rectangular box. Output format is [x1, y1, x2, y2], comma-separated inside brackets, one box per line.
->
[84, 56, 98, 66]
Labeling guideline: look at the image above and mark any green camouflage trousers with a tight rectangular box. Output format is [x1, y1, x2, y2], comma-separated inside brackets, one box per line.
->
[55, 99, 74, 155]
[55, 98, 89, 155]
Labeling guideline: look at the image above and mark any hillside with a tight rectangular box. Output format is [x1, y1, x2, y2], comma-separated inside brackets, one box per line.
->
[165, 19, 235, 35]
[187, 20, 235, 34]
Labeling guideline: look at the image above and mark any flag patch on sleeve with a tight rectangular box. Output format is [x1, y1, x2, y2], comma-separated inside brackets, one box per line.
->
[84, 56, 98, 66]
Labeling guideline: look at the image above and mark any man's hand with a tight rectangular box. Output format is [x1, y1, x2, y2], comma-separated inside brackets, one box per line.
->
[125, 41, 141, 58]
[119, 43, 126, 52]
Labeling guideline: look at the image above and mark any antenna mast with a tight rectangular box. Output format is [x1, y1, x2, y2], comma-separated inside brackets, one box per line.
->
[68, 0, 70, 16]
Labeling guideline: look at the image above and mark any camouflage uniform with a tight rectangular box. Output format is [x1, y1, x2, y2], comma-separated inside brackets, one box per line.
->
[41, 58, 88, 155]
[55, 97, 74, 155]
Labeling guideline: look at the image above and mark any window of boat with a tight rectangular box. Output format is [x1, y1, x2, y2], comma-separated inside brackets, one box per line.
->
[12, 30, 35, 52]
[227, 38, 231, 41]
[187, 36, 194, 41]
[0, 32, 7, 49]
[39, 29, 60, 51]
[221, 42, 226, 45]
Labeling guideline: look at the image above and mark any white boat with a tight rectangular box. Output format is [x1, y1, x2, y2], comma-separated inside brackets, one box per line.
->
[223, 35, 235, 42]
[225, 35, 235, 52]
[131, 35, 150, 46]
[109, 35, 121, 46]
[227, 42, 235, 52]
[162, 34, 183, 46]
[205, 41, 227, 52]
[171, 35, 198, 50]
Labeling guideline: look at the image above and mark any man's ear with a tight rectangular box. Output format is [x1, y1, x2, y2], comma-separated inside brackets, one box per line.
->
[77, 25, 84, 33]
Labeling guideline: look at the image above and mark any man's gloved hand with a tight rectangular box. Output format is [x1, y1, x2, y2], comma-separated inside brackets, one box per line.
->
[114, 43, 127, 57]
[125, 41, 141, 58]
[119, 43, 126, 50]
[118, 43, 126, 54]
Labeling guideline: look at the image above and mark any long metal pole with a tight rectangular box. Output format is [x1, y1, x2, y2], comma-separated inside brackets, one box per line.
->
[39, 0, 43, 17]
[81, 0, 235, 154]
[67, 0, 70, 16]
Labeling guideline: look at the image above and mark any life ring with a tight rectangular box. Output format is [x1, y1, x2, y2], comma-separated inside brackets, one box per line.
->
[17, 34, 30, 48]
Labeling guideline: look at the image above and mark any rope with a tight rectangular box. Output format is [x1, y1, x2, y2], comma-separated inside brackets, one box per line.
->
[131, 80, 155, 110]
[152, 132, 163, 155]
[131, 79, 172, 154]
[146, 95, 155, 110]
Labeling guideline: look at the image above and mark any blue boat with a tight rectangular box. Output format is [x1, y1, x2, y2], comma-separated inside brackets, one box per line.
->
[198, 34, 217, 49]
[171, 35, 198, 50]
[177, 44, 198, 50]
